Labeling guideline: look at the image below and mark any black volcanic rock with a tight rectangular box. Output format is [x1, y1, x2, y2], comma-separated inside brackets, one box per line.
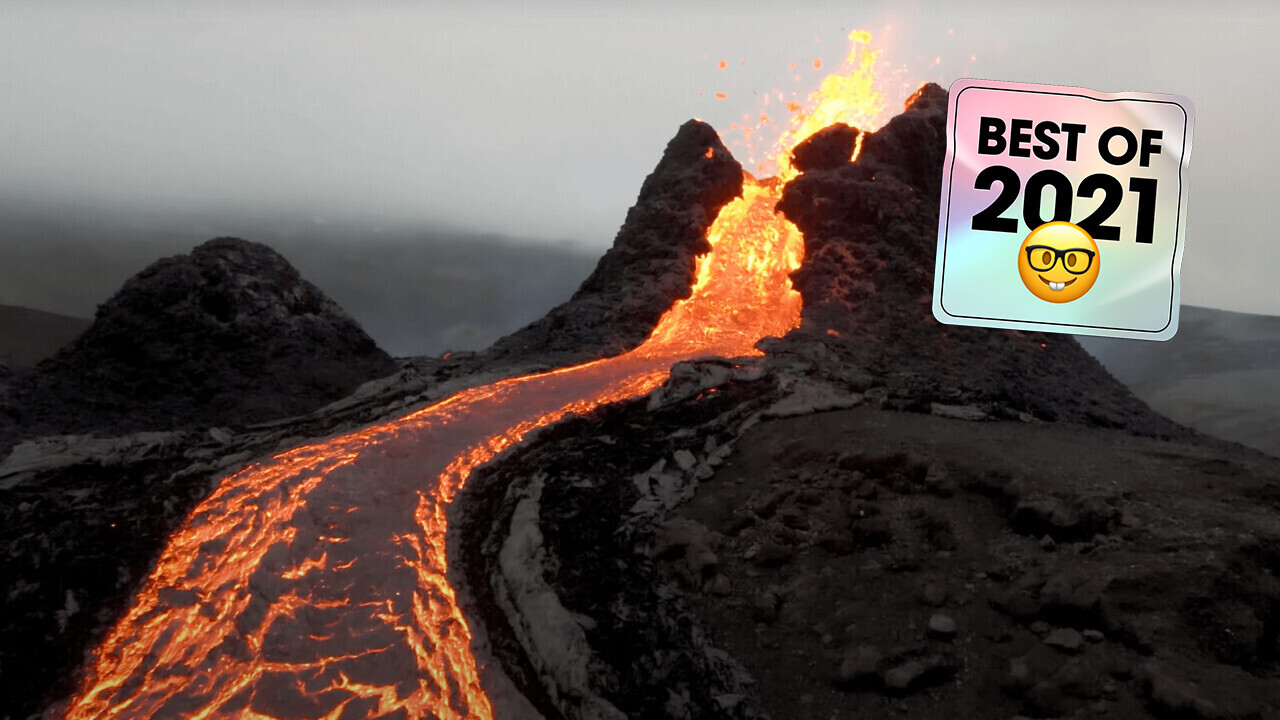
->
[856, 82, 949, 199]
[791, 122, 860, 173]
[0, 304, 92, 369]
[485, 119, 743, 364]
[776, 83, 1183, 435]
[10, 237, 397, 435]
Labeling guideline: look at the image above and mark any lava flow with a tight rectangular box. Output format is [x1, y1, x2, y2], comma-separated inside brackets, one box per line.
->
[63, 31, 889, 720]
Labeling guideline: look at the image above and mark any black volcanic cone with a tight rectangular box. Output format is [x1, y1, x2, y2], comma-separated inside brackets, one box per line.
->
[485, 119, 744, 365]
[777, 84, 1184, 435]
[453, 94, 1246, 720]
[10, 237, 397, 435]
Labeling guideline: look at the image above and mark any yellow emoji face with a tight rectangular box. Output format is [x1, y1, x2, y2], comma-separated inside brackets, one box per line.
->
[1017, 221, 1100, 303]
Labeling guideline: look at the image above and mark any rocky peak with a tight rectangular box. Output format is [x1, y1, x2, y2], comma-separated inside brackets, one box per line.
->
[855, 82, 949, 199]
[790, 122, 860, 173]
[484, 119, 743, 365]
[10, 237, 397, 436]
[777, 83, 1180, 433]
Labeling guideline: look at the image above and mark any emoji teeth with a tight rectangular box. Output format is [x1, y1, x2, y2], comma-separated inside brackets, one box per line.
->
[1020, 224, 1096, 302]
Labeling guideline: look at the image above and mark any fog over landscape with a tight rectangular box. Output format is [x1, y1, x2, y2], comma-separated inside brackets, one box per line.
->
[2, 0, 1279, 356]
[0, 201, 598, 356]
[8, 6, 1280, 718]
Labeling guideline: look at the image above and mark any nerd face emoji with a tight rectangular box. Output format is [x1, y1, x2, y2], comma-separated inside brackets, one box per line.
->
[1017, 221, 1100, 303]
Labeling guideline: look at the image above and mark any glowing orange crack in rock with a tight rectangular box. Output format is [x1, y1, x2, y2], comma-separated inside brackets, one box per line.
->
[63, 31, 890, 720]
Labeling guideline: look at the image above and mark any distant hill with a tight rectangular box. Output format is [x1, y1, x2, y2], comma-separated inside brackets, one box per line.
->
[0, 203, 599, 358]
[1076, 305, 1280, 456]
[7, 238, 397, 438]
[0, 304, 90, 369]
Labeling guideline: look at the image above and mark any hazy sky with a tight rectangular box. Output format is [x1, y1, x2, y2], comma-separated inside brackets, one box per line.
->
[2, 1, 1279, 315]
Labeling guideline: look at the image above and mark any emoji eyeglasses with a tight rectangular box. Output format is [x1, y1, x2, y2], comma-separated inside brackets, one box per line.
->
[1024, 245, 1096, 275]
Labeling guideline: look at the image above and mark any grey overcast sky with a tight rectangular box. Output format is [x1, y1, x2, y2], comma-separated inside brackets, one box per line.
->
[2, 1, 1279, 315]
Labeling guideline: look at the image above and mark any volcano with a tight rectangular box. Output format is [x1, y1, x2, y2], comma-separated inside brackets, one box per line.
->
[3, 35, 1278, 720]
[2, 237, 399, 445]
[451, 85, 1279, 720]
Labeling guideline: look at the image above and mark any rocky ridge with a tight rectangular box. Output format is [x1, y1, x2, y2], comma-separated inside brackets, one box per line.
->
[482, 119, 743, 366]
[446, 86, 1278, 720]
[2, 237, 398, 443]
[776, 84, 1182, 435]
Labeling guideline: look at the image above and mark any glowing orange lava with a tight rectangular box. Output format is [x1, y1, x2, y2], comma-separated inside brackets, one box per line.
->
[63, 31, 889, 720]
[726, 30, 888, 179]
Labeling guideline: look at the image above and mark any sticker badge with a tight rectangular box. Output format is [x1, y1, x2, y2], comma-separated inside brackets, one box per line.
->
[933, 78, 1194, 341]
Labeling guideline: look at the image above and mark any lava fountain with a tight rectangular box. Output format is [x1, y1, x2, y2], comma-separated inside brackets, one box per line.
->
[62, 31, 890, 720]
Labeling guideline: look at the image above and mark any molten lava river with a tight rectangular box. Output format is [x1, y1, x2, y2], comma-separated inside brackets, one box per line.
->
[63, 32, 888, 720]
